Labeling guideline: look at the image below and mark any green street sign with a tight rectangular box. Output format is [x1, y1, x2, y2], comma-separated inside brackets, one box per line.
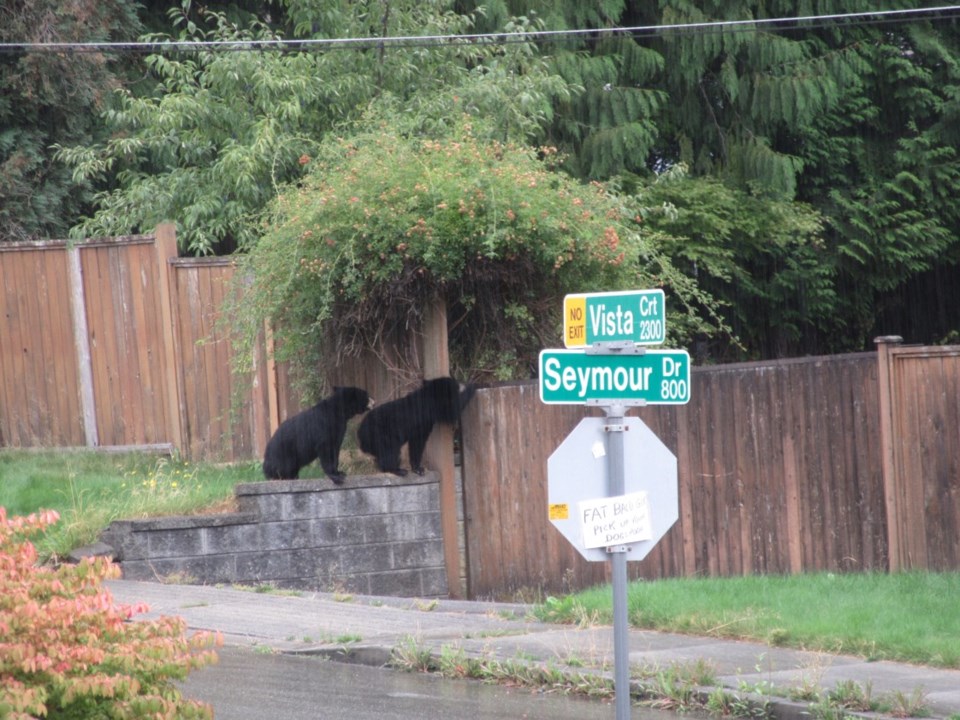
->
[539, 348, 690, 405]
[563, 289, 665, 347]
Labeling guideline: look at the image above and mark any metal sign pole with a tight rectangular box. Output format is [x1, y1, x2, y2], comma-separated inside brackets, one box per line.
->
[545, 294, 686, 717]
[604, 401, 631, 720]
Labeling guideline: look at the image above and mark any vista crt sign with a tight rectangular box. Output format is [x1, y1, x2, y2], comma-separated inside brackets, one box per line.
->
[564, 289, 665, 347]
[539, 348, 690, 405]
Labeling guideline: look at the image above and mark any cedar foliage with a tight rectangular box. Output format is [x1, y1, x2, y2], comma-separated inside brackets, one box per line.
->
[0, 0, 140, 242]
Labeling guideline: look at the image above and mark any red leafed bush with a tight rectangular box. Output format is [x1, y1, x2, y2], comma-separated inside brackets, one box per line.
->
[0, 507, 221, 719]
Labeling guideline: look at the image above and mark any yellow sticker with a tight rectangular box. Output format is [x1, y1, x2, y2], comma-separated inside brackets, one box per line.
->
[563, 296, 587, 347]
[548, 503, 569, 520]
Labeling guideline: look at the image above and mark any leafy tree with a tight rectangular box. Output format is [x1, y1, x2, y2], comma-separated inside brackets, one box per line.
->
[0, 0, 141, 242]
[637, 168, 831, 360]
[58, 0, 572, 255]
[228, 114, 722, 386]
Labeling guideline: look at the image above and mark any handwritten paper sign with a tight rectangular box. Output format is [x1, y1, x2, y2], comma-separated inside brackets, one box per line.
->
[579, 491, 652, 549]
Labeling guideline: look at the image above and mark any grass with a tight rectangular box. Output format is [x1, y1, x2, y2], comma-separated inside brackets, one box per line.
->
[537, 572, 960, 669]
[0, 449, 258, 559]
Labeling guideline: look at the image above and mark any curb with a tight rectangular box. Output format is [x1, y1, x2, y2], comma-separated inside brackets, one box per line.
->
[280, 637, 829, 720]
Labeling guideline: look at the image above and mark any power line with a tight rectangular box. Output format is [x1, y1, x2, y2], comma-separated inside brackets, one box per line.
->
[1, 4, 958, 55]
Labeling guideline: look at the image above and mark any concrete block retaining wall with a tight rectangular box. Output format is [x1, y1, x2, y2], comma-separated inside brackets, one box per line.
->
[100, 473, 448, 597]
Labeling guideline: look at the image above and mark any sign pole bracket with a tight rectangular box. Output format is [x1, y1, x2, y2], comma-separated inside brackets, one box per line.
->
[585, 340, 646, 355]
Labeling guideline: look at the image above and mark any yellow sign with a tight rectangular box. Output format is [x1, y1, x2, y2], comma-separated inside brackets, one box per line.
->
[563, 296, 587, 347]
[548, 503, 569, 520]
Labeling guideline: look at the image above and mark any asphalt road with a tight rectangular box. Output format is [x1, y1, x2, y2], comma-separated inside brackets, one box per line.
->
[180, 646, 671, 720]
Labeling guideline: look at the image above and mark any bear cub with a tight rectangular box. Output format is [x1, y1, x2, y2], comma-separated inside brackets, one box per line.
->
[357, 376, 475, 477]
[262, 386, 372, 484]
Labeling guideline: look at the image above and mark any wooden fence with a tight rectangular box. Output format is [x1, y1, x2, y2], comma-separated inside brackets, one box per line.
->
[0, 226, 278, 459]
[2, 228, 958, 596]
[460, 342, 960, 597]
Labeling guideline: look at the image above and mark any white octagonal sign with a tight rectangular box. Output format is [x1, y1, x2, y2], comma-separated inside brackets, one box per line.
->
[547, 417, 678, 562]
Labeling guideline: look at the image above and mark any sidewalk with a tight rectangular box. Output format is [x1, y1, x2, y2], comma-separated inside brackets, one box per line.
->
[106, 580, 960, 719]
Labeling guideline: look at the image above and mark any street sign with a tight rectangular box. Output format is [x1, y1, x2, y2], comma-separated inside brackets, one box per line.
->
[539, 348, 690, 405]
[563, 289, 665, 347]
[547, 417, 678, 562]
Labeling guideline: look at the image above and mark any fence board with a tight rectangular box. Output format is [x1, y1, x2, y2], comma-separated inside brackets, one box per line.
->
[0, 244, 84, 446]
[44, 248, 77, 443]
[169, 258, 266, 462]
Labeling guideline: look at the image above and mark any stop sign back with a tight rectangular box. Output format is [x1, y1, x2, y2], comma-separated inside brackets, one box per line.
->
[547, 416, 678, 562]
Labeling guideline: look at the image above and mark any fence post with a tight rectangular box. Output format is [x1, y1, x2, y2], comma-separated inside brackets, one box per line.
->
[875, 335, 904, 571]
[154, 224, 185, 456]
[66, 246, 99, 447]
[263, 320, 281, 445]
[420, 296, 462, 598]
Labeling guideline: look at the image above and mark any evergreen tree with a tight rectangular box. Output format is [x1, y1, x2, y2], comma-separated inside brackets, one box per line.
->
[0, 0, 141, 242]
[645, 1, 960, 350]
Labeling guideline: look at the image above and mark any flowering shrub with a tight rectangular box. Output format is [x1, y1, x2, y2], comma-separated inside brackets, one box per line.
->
[0, 507, 220, 719]
[231, 113, 709, 385]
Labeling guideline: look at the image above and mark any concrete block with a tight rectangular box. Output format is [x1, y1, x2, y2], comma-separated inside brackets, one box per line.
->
[420, 567, 449, 597]
[203, 523, 262, 554]
[258, 520, 316, 551]
[339, 542, 392, 574]
[388, 483, 438, 513]
[338, 486, 390, 516]
[121, 555, 238, 585]
[147, 528, 205, 558]
[235, 550, 292, 583]
[392, 539, 445, 570]
[313, 518, 367, 547]
[371, 569, 430, 598]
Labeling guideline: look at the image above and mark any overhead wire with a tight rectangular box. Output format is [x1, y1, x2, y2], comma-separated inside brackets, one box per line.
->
[0, 4, 959, 55]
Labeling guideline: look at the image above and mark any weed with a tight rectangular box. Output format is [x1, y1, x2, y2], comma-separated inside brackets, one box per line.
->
[706, 687, 740, 715]
[808, 698, 850, 720]
[787, 653, 829, 702]
[232, 583, 302, 597]
[390, 636, 436, 673]
[160, 570, 198, 585]
[437, 645, 480, 678]
[885, 687, 930, 718]
[827, 679, 876, 712]
[706, 687, 772, 719]
[645, 666, 699, 712]
[631, 658, 715, 687]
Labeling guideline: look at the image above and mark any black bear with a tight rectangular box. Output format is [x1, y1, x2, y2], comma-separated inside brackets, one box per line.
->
[262, 386, 372, 484]
[357, 376, 475, 476]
